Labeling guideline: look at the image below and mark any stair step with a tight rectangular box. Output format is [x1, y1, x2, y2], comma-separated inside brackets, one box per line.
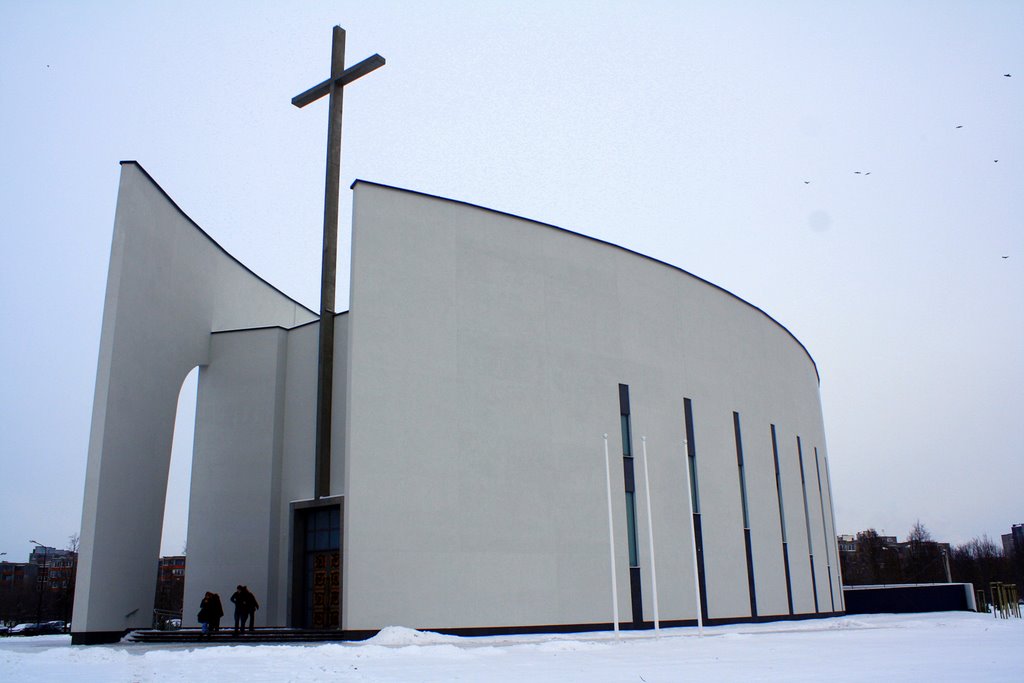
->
[127, 628, 358, 644]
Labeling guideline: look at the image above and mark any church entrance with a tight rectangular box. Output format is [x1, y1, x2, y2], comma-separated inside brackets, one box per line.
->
[292, 502, 341, 629]
[307, 547, 340, 628]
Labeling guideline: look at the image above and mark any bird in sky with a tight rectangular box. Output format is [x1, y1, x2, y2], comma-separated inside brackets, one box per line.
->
[804, 181, 810, 184]
[995, 160, 999, 163]
[1005, 73, 1012, 77]
[1002, 256, 1009, 259]
[956, 125, 963, 129]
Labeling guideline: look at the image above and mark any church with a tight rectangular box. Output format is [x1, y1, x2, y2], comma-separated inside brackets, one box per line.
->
[72, 158, 842, 644]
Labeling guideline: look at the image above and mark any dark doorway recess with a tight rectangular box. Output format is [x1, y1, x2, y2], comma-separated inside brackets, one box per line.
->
[292, 502, 342, 628]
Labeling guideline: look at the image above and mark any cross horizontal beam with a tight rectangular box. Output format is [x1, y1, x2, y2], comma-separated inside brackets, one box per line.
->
[292, 53, 386, 108]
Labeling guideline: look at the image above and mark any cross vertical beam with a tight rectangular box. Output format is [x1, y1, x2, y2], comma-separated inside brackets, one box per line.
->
[313, 26, 345, 500]
[293, 26, 384, 499]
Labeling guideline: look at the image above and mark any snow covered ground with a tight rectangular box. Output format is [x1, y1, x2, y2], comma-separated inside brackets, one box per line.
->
[2, 612, 1021, 682]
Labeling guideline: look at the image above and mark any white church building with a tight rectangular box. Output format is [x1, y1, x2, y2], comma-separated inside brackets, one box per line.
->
[72, 160, 842, 643]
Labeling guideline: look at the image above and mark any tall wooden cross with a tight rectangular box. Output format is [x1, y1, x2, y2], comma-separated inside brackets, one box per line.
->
[293, 26, 384, 499]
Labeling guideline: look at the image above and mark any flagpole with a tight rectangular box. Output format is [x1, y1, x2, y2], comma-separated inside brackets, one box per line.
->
[640, 436, 660, 632]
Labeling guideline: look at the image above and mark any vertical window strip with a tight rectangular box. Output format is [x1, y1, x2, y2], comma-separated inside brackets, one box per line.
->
[619, 384, 643, 625]
[620, 415, 632, 456]
[684, 397, 708, 621]
[733, 413, 751, 528]
[684, 398, 700, 514]
[771, 425, 794, 615]
[820, 454, 845, 612]
[733, 412, 757, 617]
[624, 490, 639, 566]
[813, 447, 836, 612]
[796, 436, 819, 613]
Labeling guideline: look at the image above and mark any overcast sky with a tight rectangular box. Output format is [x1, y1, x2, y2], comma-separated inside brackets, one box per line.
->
[1, 1, 1020, 562]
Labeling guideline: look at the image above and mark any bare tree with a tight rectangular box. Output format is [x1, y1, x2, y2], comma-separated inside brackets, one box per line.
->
[950, 535, 1012, 597]
[908, 520, 932, 544]
[905, 521, 944, 582]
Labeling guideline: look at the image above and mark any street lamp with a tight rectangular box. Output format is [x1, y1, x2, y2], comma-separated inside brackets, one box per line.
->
[29, 540, 48, 629]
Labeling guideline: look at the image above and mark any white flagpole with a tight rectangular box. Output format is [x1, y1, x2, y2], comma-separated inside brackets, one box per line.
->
[682, 435, 703, 637]
[603, 433, 620, 638]
[640, 436, 660, 632]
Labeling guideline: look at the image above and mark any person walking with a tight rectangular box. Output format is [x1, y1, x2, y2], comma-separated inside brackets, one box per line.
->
[231, 585, 259, 634]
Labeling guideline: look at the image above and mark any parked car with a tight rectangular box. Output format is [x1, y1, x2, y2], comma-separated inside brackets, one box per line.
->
[8, 622, 66, 636]
[44, 620, 67, 633]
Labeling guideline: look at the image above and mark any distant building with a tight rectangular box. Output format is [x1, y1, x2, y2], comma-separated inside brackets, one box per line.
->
[837, 535, 856, 553]
[29, 545, 74, 566]
[838, 532, 948, 556]
[158, 556, 187, 583]
[0, 561, 38, 589]
[0, 561, 39, 625]
[155, 556, 186, 616]
[838, 530, 951, 585]
[1002, 524, 1023, 558]
[837, 533, 897, 549]
[47, 555, 77, 592]
[28, 546, 77, 593]
[1, 554, 74, 625]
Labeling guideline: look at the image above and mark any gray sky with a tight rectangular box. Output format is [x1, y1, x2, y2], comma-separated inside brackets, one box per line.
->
[1, 1, 1020, 561]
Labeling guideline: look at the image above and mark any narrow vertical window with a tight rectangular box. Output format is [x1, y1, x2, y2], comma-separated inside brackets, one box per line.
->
[624, 490, 639, 566]
[684, 400, 700, 514]
[733, 412, 757, 617]
[684, 397, 708, 621]
[814, 447, 835, 612]
[771, 424, 794, 615]
[619, 384, 643, 626]
[820, 454, 845, 612]
[797, 436, 819, 613]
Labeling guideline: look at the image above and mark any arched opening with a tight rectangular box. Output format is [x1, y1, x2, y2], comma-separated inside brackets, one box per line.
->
[155, 366, 198, 622]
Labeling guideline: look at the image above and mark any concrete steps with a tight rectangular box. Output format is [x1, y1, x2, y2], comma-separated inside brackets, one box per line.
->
[127, 628, 357, 644]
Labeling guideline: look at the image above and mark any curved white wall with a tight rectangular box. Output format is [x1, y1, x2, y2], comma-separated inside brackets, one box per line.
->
[77, 167, 840, 640]
[343, 182, 840, 631]
[74, 163, 316, 640]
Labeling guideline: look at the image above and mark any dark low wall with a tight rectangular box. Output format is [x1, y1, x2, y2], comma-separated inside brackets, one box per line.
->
[843, 583, 974, 614]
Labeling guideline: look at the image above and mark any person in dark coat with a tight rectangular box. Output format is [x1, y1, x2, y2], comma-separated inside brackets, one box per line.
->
[197, 591, 222, 636]
[230, 585, 259, 634]
[209, 592, 224, 632]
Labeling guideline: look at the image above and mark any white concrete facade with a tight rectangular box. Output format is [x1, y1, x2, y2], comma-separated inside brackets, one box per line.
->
[343, 182, 841, 631]
[73, 163, 317, 641]
[74, 163, 841, 642]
